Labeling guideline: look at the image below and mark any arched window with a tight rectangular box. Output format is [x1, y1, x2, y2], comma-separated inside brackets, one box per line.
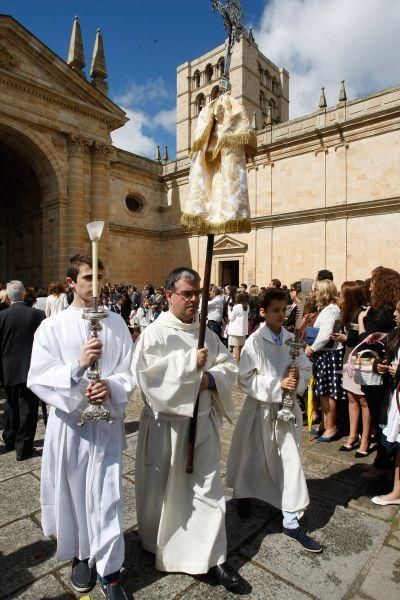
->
[196, 93, 206, 116]
[258, 62, 263, 85]
[265, 70, 271, 90]
[193, 70, 201, 89]
[269, 98, 276, 121]
[205, 63, 213, 83]
[217, 57, 225, 78]
[259, 90, 266, 113]
[272, 76, 278, 95]
[211, 85, 220, 100]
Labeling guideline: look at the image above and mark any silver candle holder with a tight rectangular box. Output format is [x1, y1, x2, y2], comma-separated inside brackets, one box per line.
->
[77, 220, 113, 426]
[277, 278, 314, 424]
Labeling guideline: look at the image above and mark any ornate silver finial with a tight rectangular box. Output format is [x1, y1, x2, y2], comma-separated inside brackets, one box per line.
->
[211, 1, 254, 92]
[67, 16, 85, 74]
[319, 86, 327, 109]
[339, 80, 347, 102]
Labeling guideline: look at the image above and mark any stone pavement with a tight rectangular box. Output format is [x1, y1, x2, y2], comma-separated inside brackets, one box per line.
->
[1, 387, 399, 600]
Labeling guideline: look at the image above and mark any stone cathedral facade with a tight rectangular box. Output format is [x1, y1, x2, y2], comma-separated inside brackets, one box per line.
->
[1, 14, 399, 288]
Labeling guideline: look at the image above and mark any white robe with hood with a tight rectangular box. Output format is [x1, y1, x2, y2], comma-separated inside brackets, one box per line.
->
[27, 306, 134, 576]
[226, 326, 312, 516]
[133, 310, 237, 574]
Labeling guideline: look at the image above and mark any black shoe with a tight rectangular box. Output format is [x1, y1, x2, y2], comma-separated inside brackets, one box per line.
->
[16, 448, 41, 461]
[1, 443, 15, 453]
[283, 527, 322, 553]
[100, 580, 128, 600]
[210, 562, 242, 589]
[237, 498, 251, 519]
[71, 558, 96, 593]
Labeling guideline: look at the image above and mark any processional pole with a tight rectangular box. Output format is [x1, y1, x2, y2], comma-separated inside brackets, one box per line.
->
[184, 1, 255, 473]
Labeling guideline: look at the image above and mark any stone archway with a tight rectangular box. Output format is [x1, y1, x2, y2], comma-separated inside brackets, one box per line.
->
[0, 124, 64, 286]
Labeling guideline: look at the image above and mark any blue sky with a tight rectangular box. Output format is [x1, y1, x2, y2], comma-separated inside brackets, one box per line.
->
[2, 1, 400, 158]
[0, 0, 266, 156]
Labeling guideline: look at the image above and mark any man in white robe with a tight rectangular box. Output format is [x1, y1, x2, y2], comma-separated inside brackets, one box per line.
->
[28, 254, 134, 599]
[133, 267, 242, 589]
[226, 288, 323, 553]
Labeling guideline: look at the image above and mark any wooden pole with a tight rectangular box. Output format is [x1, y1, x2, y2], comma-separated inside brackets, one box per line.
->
[186, 233, 215, 473]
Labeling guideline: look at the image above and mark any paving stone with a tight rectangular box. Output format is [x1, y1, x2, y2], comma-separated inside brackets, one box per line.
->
[123, 476, 137, 531]
[0, 519, 59, 597]
[300, 450, 332, 476]
[0, 447, 42, 482]
[361, 545, 400, 600]
[0, 473, 40, 525]
[181, 554, 311, 600]
[387, 526, 400, 549]
[320, 461, 367, 486]
[225, 498, 269, 553]
[306, 475, 358, 505]
[11, 574, 68, 599]
[306, 438, 357, 465]
[240, 499, 390, 600]
[122, 453, 136, 475]
[123, 432, 138, 459]
[348, 483, 399, 521]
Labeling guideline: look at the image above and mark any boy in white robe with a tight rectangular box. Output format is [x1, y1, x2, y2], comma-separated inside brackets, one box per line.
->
[226, 288, 322, 553]
[133, 267, 243, 589]
[28, 254, 134, 599]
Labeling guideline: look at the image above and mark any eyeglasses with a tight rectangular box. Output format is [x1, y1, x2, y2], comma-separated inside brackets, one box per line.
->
[173, 290, 201, 300]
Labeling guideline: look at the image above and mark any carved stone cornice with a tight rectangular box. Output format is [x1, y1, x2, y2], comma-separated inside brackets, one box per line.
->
[0, 44, 18, 70]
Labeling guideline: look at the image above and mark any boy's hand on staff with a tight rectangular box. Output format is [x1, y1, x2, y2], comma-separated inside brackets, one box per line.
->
[79, 338, 102, 369]
[197, 348, 208, 369]
[86, 380, 110, 403]
[281, 366, 299, 392]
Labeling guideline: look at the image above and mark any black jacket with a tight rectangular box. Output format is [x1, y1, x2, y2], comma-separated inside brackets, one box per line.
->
[0, 302, 45, 386]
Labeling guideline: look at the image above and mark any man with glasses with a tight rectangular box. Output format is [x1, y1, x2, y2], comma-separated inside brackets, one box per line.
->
[133, 267, 242, 589]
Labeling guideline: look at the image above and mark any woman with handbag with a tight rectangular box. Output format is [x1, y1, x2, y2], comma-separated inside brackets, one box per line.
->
[332, 282, 372, 456]
[305, 280, 343, 442]
[371, 300, 400, 505]
[358, 267, 400, 479]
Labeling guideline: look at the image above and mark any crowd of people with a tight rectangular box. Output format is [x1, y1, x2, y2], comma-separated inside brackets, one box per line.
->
[0, 262, 399, 599]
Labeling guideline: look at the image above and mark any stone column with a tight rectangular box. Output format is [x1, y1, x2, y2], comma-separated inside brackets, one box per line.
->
[90, 141, 110, 273]
[66, 135, 87, 258]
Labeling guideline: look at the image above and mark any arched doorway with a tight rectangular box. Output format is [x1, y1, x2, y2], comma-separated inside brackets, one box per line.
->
[0, 125, 62, 286]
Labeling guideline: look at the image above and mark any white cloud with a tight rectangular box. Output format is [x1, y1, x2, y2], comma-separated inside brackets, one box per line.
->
[114, 77, 171, 107]
[255, 0, 400, 118]
[111, 107, 156, 158]
[153, 108, 176, 134]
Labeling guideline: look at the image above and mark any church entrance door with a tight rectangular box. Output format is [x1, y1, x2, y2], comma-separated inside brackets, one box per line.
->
[219, 260, 239, 287]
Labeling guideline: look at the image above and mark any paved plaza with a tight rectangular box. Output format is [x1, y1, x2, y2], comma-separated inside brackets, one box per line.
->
[0, 387, 399, 600]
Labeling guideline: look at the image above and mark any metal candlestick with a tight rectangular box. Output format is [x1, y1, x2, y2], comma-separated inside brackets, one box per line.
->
[276, 336, 305, 424]
[277, 277, 314, 424]
[77, 298, 113, 426]
[77, 219, 113, 426]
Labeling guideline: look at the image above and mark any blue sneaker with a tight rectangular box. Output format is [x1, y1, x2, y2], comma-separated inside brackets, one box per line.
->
[283, 527, 323, 553]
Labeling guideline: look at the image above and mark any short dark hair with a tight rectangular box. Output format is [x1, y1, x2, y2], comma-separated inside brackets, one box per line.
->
[261, 288, 288, 310]
[271, 278, 281, 288]
[240, 283, 248, 289]
[291, 281, 301, 294]
[317, 269, 333, 281]
[66, 254, 105, 283]
[164, 267, 200, 291]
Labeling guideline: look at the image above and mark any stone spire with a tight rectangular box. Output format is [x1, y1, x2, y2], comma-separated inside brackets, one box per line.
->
[163, 146, 169, 162]
[319, 86, 327, 109]
[155, 145, 161, 162]
[266, 105, 272, 126]
[339, 80, 347, 102]
[90, 28, 108, 95]
[67, 16, 85, 75]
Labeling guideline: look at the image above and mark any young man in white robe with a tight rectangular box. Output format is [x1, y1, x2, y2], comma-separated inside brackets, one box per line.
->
[133, 267, 242, 589]
[226, 288, 323, 553]
[27, 254, 134, 600]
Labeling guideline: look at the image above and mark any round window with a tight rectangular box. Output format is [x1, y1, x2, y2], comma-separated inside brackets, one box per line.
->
[125, 195, 144, 213]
